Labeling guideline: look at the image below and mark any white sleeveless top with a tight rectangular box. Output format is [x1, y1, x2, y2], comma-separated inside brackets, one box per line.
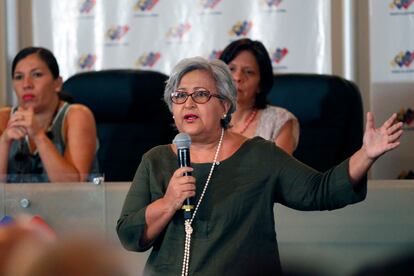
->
[255, 105, 300, 150]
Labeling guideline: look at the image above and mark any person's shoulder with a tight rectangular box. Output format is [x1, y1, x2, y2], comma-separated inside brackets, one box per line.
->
[0, 106, 12, 116]
[244, 136, 278, 152]
[264, 105, 298, 122]
[143, 144, 174, 161]
[146, 144, 171, 153]
[0, 106, 12, 115]
[0, 107, 12, 128]
[66, 103, 94, 116]
[251, 136, 292, 159]
[264, 105, 293, 116]
[65, 103, 95, 124]
[234, 136, 288, 164]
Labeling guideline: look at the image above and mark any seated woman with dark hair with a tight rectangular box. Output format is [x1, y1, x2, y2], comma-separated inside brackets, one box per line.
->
[220, 38, 299, 154]
[0, 46, 98, 182]
[117, 56, 403, 276]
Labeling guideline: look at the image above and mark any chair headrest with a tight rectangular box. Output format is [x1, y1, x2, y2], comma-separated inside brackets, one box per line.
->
[62, 69, 169, 123]
[268, 74, 363, 125]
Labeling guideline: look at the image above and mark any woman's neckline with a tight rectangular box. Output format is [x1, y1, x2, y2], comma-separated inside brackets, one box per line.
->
[231, 108, 262, 137]
[238, 108, 258, 134]
[168, 136, 261, 165]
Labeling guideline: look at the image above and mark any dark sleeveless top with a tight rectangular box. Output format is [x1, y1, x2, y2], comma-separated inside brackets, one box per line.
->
[6, 102, 99, 182]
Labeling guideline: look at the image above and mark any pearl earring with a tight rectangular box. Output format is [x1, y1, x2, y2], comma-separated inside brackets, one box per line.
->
[223, 114, 227, 119]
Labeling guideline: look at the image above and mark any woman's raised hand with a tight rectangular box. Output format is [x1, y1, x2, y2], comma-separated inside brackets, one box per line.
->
[362, 112, 403, 160]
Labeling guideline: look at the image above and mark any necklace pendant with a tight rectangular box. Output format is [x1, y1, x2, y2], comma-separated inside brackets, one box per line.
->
[185, 221, 193, 235]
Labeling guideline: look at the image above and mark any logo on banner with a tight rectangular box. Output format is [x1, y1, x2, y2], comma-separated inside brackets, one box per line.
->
[391, 50, 414, 67]
[263, 0, 283, 8]
[135, 52, 161, 68]
[133, 0, 160, 17]
[199, 0, 222, 9]
[389, 0, 414, 10]
[390, 50, 414, 73]
[208, 50, 223, 60]
[166, 22, 192, 42]
[260, 0, 286, 12]
[79, 0, 96, 14]
[198, 0, 223, 14]
[389, 0, 414, 15]
[397, 107, 414, 128]
[134, 0, 159, 11]
[271, 48, 289, 70]
[272, 48, 289, 63]
[106, 25, 130, 43]
[228, 20, 253, 37]
[77, 54, 96, 70]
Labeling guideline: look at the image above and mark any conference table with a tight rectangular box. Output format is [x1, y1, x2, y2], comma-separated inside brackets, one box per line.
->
[1, 180, 413, 275]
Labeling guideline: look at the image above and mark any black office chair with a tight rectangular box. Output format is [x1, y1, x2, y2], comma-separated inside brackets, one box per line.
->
[268, 73, 364, 172]
[63, 69, 175, 181]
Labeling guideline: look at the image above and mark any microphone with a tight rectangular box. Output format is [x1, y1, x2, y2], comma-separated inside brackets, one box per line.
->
[172, 133, 194, 220]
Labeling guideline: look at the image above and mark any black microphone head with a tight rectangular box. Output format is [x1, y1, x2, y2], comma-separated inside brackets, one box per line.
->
[173, 133, 191, 149]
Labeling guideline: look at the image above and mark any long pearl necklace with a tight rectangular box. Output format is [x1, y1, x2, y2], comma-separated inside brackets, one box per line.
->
[181, 128, 225, 276]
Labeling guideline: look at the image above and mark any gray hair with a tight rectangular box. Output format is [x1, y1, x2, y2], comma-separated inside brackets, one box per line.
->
[164, 56, 237, 129]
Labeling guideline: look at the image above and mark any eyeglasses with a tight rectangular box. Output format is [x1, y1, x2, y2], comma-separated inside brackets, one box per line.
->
[171, 89, 223, 104]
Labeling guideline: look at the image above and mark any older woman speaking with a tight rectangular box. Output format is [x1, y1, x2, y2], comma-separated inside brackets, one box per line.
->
[117, 57, 403, 276]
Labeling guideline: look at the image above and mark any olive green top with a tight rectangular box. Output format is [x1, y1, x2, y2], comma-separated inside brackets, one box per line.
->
[117, 137, 366, 276]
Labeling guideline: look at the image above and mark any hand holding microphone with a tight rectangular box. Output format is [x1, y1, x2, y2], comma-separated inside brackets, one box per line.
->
[165, 167, 195, 212]
[172, 133, 195, 220]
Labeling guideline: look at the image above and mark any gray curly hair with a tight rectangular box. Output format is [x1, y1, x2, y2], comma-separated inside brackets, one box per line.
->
[164, 57, 237, 129]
